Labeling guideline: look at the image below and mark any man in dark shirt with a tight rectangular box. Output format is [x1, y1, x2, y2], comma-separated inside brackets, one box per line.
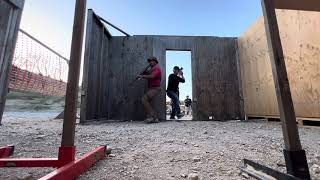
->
[167, 66, 185, 119]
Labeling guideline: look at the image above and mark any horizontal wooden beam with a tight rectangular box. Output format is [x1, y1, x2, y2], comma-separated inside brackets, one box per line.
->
[273, 0, 320, 12]
[7, 0, 24, 9]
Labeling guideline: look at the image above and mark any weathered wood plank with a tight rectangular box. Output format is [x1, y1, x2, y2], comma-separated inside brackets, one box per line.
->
[80, 9, 111, 123]
[80, 9, 93, 123]
[7, 0, 24, 9]
[0, 0, 24, 125]
[193, 37, 241, 120]
[83, 33, 242, 121]
[273, 0, 320, 12]
[61, 0, 86, 146]
[152, 38, 166, 120]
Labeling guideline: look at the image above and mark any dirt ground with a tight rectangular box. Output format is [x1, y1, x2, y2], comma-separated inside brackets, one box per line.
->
[0, 114, 319, 180]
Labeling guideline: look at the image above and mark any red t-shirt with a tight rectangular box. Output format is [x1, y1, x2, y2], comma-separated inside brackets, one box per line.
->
[148, 65, 162, 88]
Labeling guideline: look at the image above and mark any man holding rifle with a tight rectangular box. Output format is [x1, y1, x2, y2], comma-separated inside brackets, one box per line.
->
[137, 57, 162, 123]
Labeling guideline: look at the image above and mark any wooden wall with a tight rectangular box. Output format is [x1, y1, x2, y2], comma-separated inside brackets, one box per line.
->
[80, 10, 111, 122]
[193, 37, 242, 120]
[81, 31, 243, 121]
[0, 0, 24, 124]
[151, 36, 243, 121]
[238, 10, 320, 118]
[81, 10, 243, 122]
[106, 36, 155, 121]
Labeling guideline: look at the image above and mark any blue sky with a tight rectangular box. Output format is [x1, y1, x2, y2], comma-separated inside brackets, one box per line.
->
[20, 0, 262, 57]
[20, 0, 263, 100]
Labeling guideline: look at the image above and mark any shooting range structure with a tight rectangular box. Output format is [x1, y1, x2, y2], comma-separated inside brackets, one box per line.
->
[0, 0, 319, 179]
[0, 0, 107, 179]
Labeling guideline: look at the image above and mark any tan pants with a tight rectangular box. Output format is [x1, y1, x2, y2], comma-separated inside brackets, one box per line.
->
[142, 87, 161, 118]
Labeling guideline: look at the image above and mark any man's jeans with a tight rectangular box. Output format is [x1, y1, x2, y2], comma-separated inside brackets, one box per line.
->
[167, 90, 181, 117]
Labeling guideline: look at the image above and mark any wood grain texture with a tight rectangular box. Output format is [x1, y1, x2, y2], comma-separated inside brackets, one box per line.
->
[273, 0, 320, 12]
[107, 36, 154, 121]
[193, 37, 242, 120]
[238, 10, 320, 118]
[80, 10, 111, 123]
[261, 0, 301, 151]
[0, 0, 24, 124]
[82, 32, 242, 121]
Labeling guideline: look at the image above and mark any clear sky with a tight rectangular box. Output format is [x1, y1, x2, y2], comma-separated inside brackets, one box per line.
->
[20, 0, 263, 100]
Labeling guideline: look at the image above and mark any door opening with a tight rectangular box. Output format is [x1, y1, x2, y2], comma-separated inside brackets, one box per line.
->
[165, 50, 192, 121]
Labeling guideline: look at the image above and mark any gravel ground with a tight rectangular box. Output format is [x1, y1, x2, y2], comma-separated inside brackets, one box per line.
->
[0, 115, 319, 180]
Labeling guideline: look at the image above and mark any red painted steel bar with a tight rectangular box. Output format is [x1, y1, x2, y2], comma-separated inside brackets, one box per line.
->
[57, 146, 76, 167]
[0, 158, 59, 168]
[0, 146, 14, 158]
[39, 146, 106, 180]
[0, 1, 107, 179]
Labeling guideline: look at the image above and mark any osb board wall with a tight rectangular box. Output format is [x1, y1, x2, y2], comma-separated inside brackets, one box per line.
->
[238, 10, 320, 118]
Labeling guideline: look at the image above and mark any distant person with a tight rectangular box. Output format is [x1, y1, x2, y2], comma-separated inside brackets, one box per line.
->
[184, 95, 192, 115]
[137, 57, 162, 123]
[167, 66, 185, 119]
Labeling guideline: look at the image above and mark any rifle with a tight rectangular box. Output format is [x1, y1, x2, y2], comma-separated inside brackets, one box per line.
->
[129, 65, 151, 86]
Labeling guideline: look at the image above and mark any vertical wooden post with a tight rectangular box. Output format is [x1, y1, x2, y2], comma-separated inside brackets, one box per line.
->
[261, 0, 310, 179]
[61, 0, 86, 146]
[0, 0, 25, 125]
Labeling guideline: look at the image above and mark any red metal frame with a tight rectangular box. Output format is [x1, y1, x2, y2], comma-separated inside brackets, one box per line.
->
[0, 146, 14, 158]
[39, 146, 106, 180]
[0, 145, 106, 179]
[0, 158, 59, 167]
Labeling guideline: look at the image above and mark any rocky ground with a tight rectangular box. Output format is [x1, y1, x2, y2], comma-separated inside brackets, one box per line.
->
[0, 115, 319, 180]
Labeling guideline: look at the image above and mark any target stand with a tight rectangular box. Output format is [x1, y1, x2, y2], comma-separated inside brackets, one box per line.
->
[0, 145, 107, 179]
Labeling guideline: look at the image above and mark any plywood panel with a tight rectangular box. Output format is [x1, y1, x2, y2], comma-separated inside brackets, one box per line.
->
[238, 10, 320, 118]
[193, 37, 242, 120]
[80, 10, 111, 122]
[82, 31, 243, 121]
[0, 0, 24, 124]
[107, 36, 154, 121]
[273, 0, 320, 12]
[152, 38, 166, 120]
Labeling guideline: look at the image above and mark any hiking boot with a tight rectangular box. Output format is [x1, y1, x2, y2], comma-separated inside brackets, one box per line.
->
[144, 117, 153, 123]
[151, 118, 160, 123]
[177, 114, 184, 119]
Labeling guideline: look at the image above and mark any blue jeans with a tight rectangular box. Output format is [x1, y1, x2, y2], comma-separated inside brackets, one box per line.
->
[167, 91, 181, 117]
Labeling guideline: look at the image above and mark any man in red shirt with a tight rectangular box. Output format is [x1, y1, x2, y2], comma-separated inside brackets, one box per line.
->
[137, 57, 162, 123]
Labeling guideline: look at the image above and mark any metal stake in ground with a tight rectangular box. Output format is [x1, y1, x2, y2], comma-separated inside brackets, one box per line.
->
[61, 0, 87, 147]
[261, 0, 310, 179]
